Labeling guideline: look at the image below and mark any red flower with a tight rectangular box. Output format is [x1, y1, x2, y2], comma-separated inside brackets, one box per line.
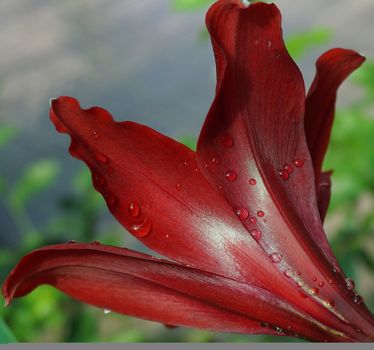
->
[3, 0, 374, 342]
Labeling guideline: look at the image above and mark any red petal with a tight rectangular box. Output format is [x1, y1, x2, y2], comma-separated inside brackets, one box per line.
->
[3, 243, 354, 341]
[305, 48, 365, 182]
[50, 96, 288, 290]
[317, 171, 333, 222]
[197, 0, 374, 338]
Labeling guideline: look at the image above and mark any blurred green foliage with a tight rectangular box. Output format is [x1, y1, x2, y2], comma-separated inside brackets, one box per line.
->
[0, 0, 374, 344]
[286, 28, 332, 60]
[171, 0, 212, 11]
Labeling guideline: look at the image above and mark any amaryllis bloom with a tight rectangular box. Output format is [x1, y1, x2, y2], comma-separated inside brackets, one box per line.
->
[3, 0, 374, 342]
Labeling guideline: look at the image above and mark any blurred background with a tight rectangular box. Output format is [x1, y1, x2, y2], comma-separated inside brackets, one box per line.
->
[1, 0, 374, 343]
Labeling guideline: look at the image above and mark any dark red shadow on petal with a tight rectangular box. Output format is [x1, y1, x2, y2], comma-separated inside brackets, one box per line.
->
[305, 48, 365, 184]
[317, 171, 333, 222]
[3, 243, 357, 341]
[197, 0, 374, 339]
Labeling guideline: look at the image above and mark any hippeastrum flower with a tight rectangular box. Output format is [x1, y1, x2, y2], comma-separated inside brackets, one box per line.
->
[3, 0, 374, 342]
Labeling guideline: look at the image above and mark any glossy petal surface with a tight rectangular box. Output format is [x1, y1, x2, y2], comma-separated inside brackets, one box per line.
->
[3, 243, 354, 341]
[197, 0, 374, 338]
[50, 96, 291, 290]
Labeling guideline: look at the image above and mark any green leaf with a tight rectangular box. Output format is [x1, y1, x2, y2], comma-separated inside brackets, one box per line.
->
[179, 136, 197, 151]
[0, 125, 18, 148]
[0, 317, 17, 343]
[9, 159, 60, 210]
[286, 28, 332, 60]
[171, 0, 212, 11]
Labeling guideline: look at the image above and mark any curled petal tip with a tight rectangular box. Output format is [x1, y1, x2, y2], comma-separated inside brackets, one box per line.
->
[49, 97, 57, 106]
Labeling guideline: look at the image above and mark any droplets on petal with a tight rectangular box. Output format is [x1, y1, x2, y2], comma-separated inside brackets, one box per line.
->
[292, 159, 304, 168]
[129, 202, 141, 217]
[225, 171, 237, 182]
[249, 217, 257, 224]
[211, 156, 221, 165]
[284, 164, 293, 174]
[353, 295, 363, 305]
[269, 253, 282, 264]
[345, 278, 355, 291]
[129, 218, 152, 238]
[94, 153, 109, 164]
[250, 229, 262, 241]
[278, 170, 289, 181]
[284, 269, 294, 278]
[236, 208, 249, 220]
[248, 178, 257, 186]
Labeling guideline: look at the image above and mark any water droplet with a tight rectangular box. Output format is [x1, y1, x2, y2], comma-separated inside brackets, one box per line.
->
[204, 163, 208, 168]
[94, 153, 108, 164]
[319, 281, 325, 287]
[130, 218, 152, 238]
[249, 217, 257, 224]
[353, 295, 363, 305]
[293, 159, 304, 168]
[257, 210, 265, 217]
[284, 164, 293, 173]
[312, 276, 317, 282]
[297, 271, 301, 276]
[284, 269, 294, 278]
[328, 279, 333, 285]
[218, 185, 223, 191]
[221, 133, 234, 148]
[129, 202, 140, 217]
[92, 130, 99, 139]
[269, 253, 282, 263]
[165, 234, 169, 238]
[91, 240, 101, 245]
[310, 287, 319, 295]
[67, 240, 76, 244]
[297, 280, 305, 288]
[248, 178, 257, 186]
[105, 193, 117, 207]
[176, 183, 182, 191]
[212, 156, 221, 165]
[236, 208, 249, 220]
[103, 309, 111, 314]
[326, 300, 335, 307]
[94, 174, 106, 186]
[278, 169, 289, 180]
[267, 40, 272, 48]
[225, 171, 237, 181]
[275, 326, 283, 334]
[345, 278, 355, 290]
[356, 328, 362, 333]
[183, 161, 188, 166]
[260, 322, 269, 327]
[250, 229, 262, 241]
